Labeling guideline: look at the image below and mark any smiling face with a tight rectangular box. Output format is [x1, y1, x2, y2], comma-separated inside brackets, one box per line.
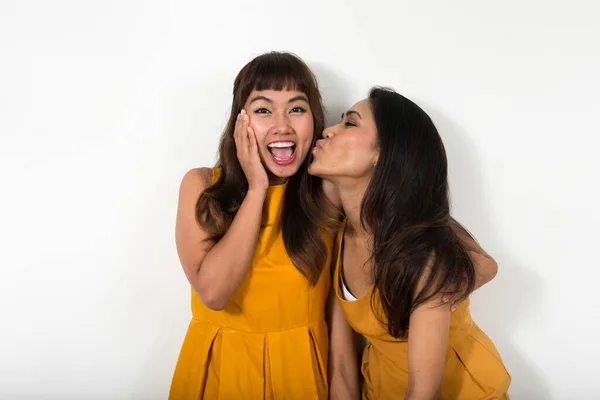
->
[243, 89, 314, 179]
[308, 98, 379, 181]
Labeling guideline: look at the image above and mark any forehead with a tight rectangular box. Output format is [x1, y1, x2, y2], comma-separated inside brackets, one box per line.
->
[246, 89, 308, 103]
[349, 99, 372, 117]
[348, 98, 374, 126]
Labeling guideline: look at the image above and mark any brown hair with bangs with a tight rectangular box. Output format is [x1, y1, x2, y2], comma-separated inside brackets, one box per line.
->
[196, 51, 339, 284]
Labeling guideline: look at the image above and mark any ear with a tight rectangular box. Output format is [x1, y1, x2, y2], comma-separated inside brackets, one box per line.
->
[373, 150, 379, 167]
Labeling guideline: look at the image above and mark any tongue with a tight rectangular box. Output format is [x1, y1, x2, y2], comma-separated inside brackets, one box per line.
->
[271, 147, 293, 159]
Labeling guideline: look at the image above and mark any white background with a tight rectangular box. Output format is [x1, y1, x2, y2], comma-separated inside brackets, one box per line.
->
[1, 0, 599, 399]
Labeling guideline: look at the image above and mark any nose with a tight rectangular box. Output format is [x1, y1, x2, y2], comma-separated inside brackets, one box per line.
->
[322, 123, 339, 138]
[272, 112, 291, 134]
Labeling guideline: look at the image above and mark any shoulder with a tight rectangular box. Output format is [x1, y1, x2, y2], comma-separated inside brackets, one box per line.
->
[179, 167, 213, 196]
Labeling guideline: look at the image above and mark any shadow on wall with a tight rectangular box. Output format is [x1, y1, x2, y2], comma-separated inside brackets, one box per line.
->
[429, 108, 550, 400]
[310, 62, 352, 129]
[311, 63, 370, 358]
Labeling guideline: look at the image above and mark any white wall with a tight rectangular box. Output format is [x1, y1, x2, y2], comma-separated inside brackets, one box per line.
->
[1, 0, 598, 399]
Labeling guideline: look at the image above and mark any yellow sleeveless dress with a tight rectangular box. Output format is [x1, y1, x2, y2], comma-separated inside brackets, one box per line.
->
[332, 229, 511, 400]
[169, 169, 333, 400]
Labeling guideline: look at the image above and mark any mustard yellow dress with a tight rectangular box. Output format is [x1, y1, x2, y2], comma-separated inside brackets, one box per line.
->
[333, 229, 511, 400]
[169, 169, 333, 400]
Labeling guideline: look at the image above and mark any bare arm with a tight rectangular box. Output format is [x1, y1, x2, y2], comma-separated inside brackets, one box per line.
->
[406, 298, 451, 400]
[175, 168, 266, 310]
[327, 285, 360, 399]
[406, 222, 498, 397]
[176, 110, 269, 310]
[452, 221, 498, 291]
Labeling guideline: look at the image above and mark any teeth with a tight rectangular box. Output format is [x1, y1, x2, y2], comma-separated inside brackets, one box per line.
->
[268, 141, 295, 148]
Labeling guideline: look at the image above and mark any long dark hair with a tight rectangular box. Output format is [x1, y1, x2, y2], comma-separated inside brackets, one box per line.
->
[363, 87, 476, 338]
[196, 51, 339, 284]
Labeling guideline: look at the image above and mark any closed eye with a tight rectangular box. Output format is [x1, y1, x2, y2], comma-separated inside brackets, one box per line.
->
[344, 121, 356, 127]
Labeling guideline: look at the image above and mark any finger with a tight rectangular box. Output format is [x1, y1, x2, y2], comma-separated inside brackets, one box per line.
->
[233, 112, 242, 140]
[247, 126, 258, 156]
[235, 113, 248, 152]
[241, 113, 250, 152]
[441, 294, 450, 304]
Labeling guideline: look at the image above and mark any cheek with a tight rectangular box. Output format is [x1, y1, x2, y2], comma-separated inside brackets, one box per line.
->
[292, 116, 315, 146]
[348, 140, 375, 163]
[334, 138, 376, 173]
[248, 119, 270, 143]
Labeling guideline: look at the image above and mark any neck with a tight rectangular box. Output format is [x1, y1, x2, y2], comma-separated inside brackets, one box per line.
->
[268, 172, 287, 186]
[334, 176, 371, 237]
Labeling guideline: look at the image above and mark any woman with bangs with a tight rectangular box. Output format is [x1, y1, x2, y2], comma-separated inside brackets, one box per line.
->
[169, 53, 499, 399]
[169, 52, 342, 400]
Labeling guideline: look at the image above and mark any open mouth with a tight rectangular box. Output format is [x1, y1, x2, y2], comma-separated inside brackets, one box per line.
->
[267, 141, 297, 166]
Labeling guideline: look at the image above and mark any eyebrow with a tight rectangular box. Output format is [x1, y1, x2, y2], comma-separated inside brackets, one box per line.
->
[249, 95, 309, 104]
[342, 110, 362, 119]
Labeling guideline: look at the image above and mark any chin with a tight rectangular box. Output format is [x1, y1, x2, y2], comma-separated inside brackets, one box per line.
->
[307, 157, 325, 175]
[265, 159, 303, 178]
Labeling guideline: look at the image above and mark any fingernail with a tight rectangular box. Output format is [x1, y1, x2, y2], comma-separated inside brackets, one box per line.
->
[241, 109, 246, 115]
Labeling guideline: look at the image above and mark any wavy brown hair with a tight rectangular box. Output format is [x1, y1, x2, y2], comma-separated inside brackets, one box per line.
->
[196, 52, 339, 284]
[364, 87, 476, 338]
